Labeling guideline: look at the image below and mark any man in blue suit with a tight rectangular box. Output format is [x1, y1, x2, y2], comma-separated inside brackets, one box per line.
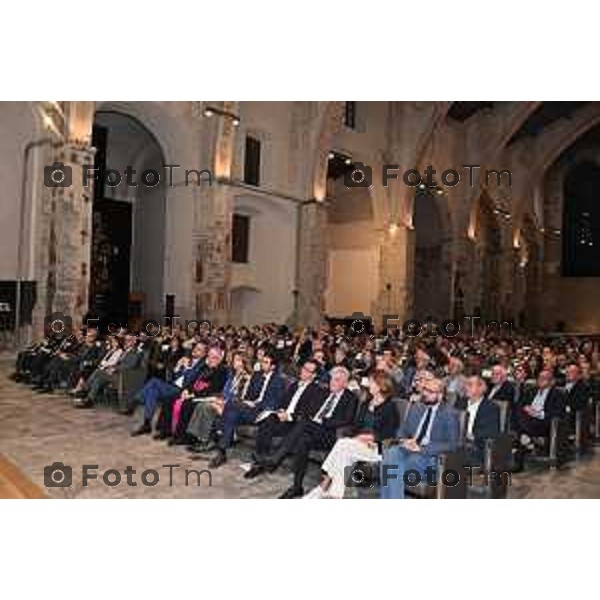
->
[380, 376, 460, 499]
[130, 342, 207, 436]
[208, 349, 286, 468]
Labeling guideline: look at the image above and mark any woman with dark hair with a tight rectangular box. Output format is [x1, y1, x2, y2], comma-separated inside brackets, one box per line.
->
[185, 351, 253, 454]
[304, 370, 400, 499]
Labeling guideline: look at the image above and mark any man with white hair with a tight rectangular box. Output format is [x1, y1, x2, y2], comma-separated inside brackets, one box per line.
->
[487, 364, 516, 405]
[262, 366, 358, 499]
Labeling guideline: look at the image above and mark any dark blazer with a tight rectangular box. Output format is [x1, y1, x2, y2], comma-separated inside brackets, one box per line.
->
[281, 381, 326, 420]
[115, 347, 144, 372]
[521, 386, 566, 420]
[78, 342, 105, 367]
[456, 397, 500, 437]
[455, 397, 500, 459]
[174, 358, 205, 389]
[353, 398, 400, 443]
[191, 363, 228, 398]
[564, 379, 590, 413]
[311, 388, 358, 431]
[488, 380, 516, 405]
[398, 402, 460, 457]
[245, 370, 287, 411]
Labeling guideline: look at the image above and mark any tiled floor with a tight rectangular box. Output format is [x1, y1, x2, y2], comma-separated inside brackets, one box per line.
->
[2, 358, 600, 499]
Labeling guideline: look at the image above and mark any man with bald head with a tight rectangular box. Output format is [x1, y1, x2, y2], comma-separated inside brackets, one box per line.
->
[514, 369, 565, 446]
[380, 376, 460, 499]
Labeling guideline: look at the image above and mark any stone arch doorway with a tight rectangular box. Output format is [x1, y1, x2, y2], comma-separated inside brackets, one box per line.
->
[412, 188, 451, 322]
[89, 110, 167, 326]
[324, 160, 378, 319]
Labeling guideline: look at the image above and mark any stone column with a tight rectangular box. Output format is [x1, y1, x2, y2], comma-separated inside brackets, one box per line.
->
[295, 200, 328, 327]
[33, 142, 95, 335]
[374, 225, 413, 329]
[192, 182, 233, 327]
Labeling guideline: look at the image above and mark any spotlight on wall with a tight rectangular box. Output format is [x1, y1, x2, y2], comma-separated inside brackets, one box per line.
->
[388, 223, 399, 234]
[202, 105, 241, 126]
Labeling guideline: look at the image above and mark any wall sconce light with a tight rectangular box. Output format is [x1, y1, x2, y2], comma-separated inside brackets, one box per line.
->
[203, 105, 241, 127]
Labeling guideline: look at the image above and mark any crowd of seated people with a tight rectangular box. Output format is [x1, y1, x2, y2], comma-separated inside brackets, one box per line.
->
[10, 320, 600, 498]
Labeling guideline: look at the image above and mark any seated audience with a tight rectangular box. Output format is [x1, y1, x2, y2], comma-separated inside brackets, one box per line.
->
[130, 341, 207, 434]
[207, 349, 286, 468]
[244, 359, 326, 478]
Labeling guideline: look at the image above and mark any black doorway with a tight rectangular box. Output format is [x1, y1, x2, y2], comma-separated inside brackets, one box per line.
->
[88, 199, 132, 327]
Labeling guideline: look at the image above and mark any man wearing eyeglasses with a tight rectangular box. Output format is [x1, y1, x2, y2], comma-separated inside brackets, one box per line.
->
[244, 359, 327, 479]
[380, 377, 460, 499]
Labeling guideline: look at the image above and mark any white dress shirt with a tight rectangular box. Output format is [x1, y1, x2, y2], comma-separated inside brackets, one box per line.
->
[530, 388, 549, 419]
[286, 381, 308, 419]
[255, 371, 273, 405]
[466, 398, 483, 440]
[313, 391, 342, 424]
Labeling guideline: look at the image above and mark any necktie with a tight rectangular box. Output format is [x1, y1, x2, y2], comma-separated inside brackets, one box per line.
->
[316, 393, 337, 422]
[415, 406, 433, 444]
[464, 409, 471, 440]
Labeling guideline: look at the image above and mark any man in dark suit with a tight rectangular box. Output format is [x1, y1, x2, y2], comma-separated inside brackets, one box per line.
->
[564, 363, 590, 416]
[261, 366, 358, 498]
[130, 342, 207, 434]
[208, 349, 286, 468]
[244, 359, 326, 478]
[456, 375, 501, 465]
[380, 376, 460, 499]
[487, 365, 516, 405]
[513, 369, 565, 442]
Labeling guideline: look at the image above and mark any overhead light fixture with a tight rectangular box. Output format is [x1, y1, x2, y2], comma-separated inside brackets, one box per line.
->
[418, 183, 426, 190]
[344, 157, 352, 166]
[328, 151, 335, 160]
